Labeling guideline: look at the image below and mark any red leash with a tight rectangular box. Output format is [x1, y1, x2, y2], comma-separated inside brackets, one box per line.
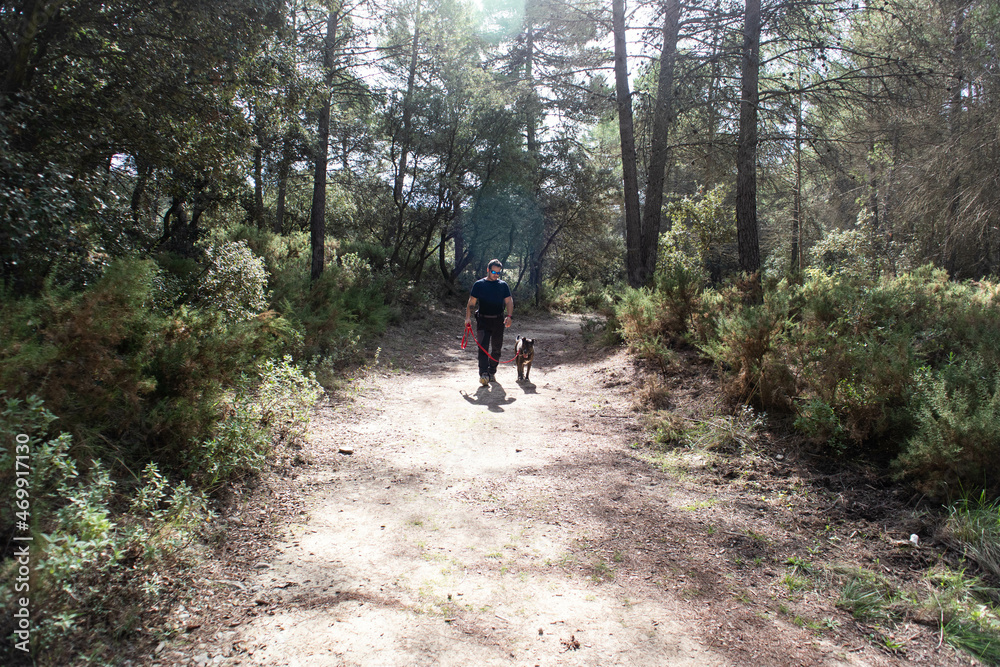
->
[462, 322, 520, 364]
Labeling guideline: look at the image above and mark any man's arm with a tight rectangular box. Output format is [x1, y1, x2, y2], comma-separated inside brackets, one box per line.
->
[504, 296, 513, 328]
[465, 296, 477, 325]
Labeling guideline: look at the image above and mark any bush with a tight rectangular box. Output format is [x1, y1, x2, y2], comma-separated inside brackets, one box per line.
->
[626, 255, 1000, 493]
[698, 286, 795, 410]
[0, 259, 298, 477]
[246, 230, 400, 364]
[548, 279, 615, 313]
[809, 227, 875, 279]
[894, 358, 1000, 499]
[196, 356, 322, 489]
[615, 287, 678, 370]
[0, 398, 212, 664]
[789, 267, 1000, 474]
[198, 240, 269, 322]
[653, 231, 707, 337]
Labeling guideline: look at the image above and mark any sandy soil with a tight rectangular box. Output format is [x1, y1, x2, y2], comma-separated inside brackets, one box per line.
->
[153, 309, 975, 667]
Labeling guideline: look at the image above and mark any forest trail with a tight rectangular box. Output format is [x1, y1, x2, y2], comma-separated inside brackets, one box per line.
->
[177, 311, 910, 667]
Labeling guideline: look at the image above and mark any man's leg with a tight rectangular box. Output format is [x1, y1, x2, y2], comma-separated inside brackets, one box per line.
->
[477, 324, 492, 381]
[488, 320, 505, 378]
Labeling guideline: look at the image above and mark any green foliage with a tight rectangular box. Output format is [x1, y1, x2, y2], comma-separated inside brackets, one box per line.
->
[616, 287, 678, 370]
[198, 240, 270, 322]
[548, 279, 616, 314]
[0, 399, 212, 664]
[653, 227, 708, 336]
[895, 359, 1000, 498]
[628, 256, 1000, 494]
[664, 185, 736, 261]
[698, 286, 795, 409]
[778, 267, 1000, 483]
[0, 122, 108, 295]
[197, 356, 322, 489]
[793, 398, 845, 451]
[809, 225, 876, 279]
[635, 186, 733, 343]
[235, 228, 401, 366]
[0, 258, 298, 478]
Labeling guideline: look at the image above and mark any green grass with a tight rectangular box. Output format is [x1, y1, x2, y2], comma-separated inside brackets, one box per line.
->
[943, 619, 1000, 664]
[835, 567, 901, 622]
[946, 492, 1000, 580]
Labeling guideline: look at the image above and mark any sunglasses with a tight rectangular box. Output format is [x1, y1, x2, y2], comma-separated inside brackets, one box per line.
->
[490, 269, 502, 274]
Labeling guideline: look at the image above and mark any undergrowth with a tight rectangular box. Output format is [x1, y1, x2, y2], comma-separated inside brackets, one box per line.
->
[0, 225, 399, 663]
[618, 263, 1000, 499]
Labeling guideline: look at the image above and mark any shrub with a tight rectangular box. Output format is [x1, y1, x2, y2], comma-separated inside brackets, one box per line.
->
[698, 286, 795, 409]
[548, 279, 615, 313]
[615, 287, 678, 371]
[195, 356, 322, 489]
[792, 269, 928, 450]
[664, 184, 735, 259]
[198, 240, 269, 322]
[255, 234, 399, 363]
[894, 358, 1000, 499]
[0, 259, 298, 477]
[0, 398, 212, 664]
[809, 226, 876, 279]
[653, 232, 707, 337]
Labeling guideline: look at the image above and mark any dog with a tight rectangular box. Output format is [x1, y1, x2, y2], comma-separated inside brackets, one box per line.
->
[515, 336, 535, 382]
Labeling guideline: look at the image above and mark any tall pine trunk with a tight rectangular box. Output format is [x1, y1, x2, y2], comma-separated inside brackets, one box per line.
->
[389, 2, 421, 268]
[791, 88, 802, 272]
[639, 0, 681, 284]
[612, 0, 643, 288]
[274, 134, 293, 234]
[253, 112, 265, 230]
[309, 6, 340, 282]
[735, 0, 761, 289]
[944, 0, 966, 274]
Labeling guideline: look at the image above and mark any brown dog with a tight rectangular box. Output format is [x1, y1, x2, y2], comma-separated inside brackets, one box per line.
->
[515, 336, 534, 382]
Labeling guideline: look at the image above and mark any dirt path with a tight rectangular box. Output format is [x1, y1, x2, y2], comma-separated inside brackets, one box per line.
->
[164, 311, 964, 667]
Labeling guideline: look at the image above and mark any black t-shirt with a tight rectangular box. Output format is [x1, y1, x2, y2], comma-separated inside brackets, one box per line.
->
[470, 278, 511, 316]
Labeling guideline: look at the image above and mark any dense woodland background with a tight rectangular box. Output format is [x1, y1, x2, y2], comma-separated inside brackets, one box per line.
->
[2, 0, 1000, 663]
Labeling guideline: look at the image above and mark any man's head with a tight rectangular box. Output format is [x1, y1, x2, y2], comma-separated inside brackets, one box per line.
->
[486, 259, 503, 280]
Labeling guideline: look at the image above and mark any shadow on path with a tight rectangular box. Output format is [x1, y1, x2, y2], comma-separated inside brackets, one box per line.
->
[459, 383, 516, 412]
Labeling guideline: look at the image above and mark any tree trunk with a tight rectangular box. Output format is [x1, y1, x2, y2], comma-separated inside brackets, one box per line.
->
[2, 1, 65, 102]
[130, 158, 151, 226]
[735, 0, 761, 287]
[253, 115, 265, 229]
[523, 15, 544, 303]
[705, 32, 721, 183]
[392, 1, 421, 254]
[791, 89, 802, 272]
[274, 134, 293, 234]
[944, 0, 966, 275]
[309, 6, 340, 282]
[524, 18, 540, 164]
[639, 0, 680, 285]
[612, 0, 643, 289]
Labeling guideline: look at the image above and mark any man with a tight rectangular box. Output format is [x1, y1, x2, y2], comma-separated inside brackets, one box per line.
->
[465, 259, 513, 385]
